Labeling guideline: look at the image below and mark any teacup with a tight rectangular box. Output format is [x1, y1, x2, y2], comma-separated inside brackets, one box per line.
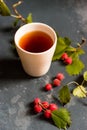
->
[14, 22, 57, 77]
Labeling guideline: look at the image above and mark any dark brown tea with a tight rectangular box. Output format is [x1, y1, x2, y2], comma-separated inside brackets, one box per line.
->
[19, 31, 53, 53]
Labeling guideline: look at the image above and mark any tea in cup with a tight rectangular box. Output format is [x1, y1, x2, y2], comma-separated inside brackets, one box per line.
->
[14, 22, 57, 77]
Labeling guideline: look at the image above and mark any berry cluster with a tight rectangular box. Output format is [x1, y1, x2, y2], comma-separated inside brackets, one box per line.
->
[33, 98, 58, 118]
[45, 73, 65, 91]
[61, 53, 72, 65]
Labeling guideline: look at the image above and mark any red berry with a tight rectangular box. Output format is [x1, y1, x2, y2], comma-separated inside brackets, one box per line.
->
[34, 98, 41, 105]
[45, 83, 52, 91]
[53, 78, 61, 86]
[42, 101, 49, 109]
[34, 104, 42, 113]
[64, 57, 72, 64]
[44, 110, 52, 118]
[56, 73, 64, 81]
[49, 103, 58, 111]
[61, 53, 68, 60]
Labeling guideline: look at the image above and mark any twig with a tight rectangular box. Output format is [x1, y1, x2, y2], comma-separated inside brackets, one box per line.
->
[67, 81, 79, 86]
[11, 0, 26, 23]
[77, 37, 86, 49]
[67, 81, 87, 96]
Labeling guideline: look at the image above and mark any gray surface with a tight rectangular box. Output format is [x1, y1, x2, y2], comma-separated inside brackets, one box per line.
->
[0, 0, 87, 130]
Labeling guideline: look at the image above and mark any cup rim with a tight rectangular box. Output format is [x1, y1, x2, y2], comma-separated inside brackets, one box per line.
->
[14, 22, 57, 55]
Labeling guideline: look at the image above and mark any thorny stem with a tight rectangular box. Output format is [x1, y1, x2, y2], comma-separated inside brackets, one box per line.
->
[11, 0, 27, 23]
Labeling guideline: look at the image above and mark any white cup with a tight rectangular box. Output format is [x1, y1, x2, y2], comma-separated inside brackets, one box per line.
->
[14, 22, 57, 77]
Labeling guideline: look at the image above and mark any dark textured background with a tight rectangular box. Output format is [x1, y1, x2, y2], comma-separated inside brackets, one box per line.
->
[0, 0, 87, 130]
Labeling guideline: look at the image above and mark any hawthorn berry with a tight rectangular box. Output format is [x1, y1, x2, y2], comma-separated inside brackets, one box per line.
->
[45, 83, 52, 91]
[61, 53, 68, 60]
[56, 73, 64, 81]
[64, 57, 72, 65]
[53, 78, 61, 86]
[49, 103, 58, 111]
[34, 97, 41, 105]
[34, 104, 42, 113]
[44, 110, 52, 119]
[42, 101, 49, 109]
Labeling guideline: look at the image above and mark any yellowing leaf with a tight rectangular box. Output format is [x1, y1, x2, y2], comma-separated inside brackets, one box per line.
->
[73, 85, 87, 98]
[83, 71, 87, 81]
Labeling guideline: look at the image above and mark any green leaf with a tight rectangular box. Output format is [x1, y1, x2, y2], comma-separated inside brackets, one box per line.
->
[52, 34, 85, 75]
[66, 48, 85, 75]
[0, 0, 11, 16]
[73, 85, 87, 98]
[26, 13, 33, 23]
[52, 37, 71, 61]
[65, 46, 76, 52]
[66, 58, 85, 75]
[83, 71, 87, 81]
[76, 48, 85, 55]
[58, 85, 71, 105]
[64, 37, 71, 45]
[13, 18, 20, 27]
[52, 108, 71, 130]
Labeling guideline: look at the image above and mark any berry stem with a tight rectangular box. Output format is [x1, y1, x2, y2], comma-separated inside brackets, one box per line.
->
[39, 102, 47, 111]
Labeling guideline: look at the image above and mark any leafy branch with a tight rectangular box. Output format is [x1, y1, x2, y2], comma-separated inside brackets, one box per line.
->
[53, 71, 87, 129]
[0, 0, 86, 76]
[1, 1, 87, 130]
[11, 0, 26, 24]
[0, 0, 32, 25]
[58, 71, 87, 105]
[52, 34, 86, 75]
